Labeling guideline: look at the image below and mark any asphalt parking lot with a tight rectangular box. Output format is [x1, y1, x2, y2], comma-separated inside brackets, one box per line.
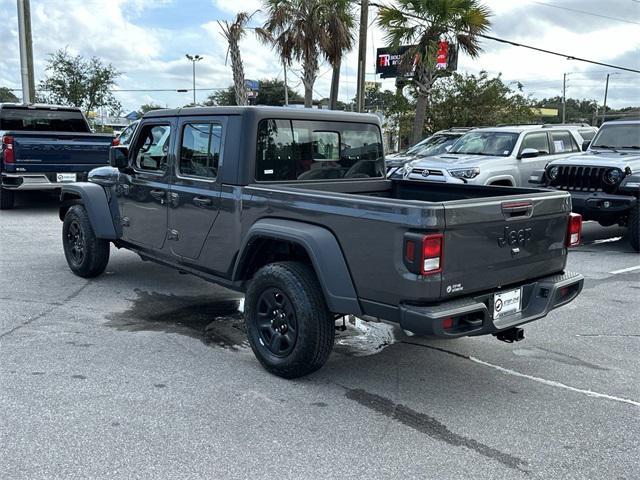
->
[1, 191, 639, 480]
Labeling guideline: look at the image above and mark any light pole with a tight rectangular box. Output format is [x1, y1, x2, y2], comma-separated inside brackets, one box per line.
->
[17, 0, 35, 103]
[602, 72, 620, 125]
[185, 54, 203, 106]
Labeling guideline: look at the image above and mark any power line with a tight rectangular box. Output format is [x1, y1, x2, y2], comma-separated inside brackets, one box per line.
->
[530, 1, 640, 26]
[479, 33, 640, 74]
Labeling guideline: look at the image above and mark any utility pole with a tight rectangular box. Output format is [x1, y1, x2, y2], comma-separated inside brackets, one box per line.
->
[562, 73, 566, 123]
[16, 0, 35, 103]
[355, 0, 369, 113]
[602, 73, 610, 125]
[185, 54, 203, 106]
[283, 62, 289, 106]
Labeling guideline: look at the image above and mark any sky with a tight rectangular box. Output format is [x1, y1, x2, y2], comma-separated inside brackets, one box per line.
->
[0, 0, 638, 114]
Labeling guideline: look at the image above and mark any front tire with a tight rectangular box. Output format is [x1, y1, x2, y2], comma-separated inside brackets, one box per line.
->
[245, 262, 335, 379]
[62, 205, 110, 277]
[629, 200, 640, 252]
[0, 187, 14, 210]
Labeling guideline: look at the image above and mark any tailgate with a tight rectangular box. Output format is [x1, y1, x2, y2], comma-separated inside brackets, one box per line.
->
[11, 132, 112, 171]
[441, 192, 571, 298]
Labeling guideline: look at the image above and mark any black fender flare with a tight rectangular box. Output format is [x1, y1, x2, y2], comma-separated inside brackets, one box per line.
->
[60, 183, 119, 240]
[234, 218, 362, 315]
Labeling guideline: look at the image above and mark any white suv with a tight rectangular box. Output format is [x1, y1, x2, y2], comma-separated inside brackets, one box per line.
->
[402, 124, 598, 187]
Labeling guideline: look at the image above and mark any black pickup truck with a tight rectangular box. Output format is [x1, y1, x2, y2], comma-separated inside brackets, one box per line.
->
[0, 103, 113, 209]
[59, 107, 584, 378]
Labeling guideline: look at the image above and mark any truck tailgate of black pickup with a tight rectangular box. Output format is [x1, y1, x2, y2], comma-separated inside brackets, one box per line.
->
[6, 131, 113, 173]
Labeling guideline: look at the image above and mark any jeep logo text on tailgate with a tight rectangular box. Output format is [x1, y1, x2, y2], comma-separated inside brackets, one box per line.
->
[498, 226, 532, 247]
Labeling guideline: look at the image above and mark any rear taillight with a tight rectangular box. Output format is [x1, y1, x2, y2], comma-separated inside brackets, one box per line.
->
[566, 213, 582, 247]
[421, 234, 443, 274]
[2, 135, 15, 164]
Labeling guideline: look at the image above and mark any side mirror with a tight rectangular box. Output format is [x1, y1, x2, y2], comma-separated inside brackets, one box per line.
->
[109, 145, 129, 169]
[582, 140, 590, 152]
[520, 148, 539, 159]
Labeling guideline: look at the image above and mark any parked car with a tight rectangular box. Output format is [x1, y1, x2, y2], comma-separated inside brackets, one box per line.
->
[531, 120, 640, 251]
[401, 124, 596, 187]
[386, 127, 475, 175]
[0, 103, 113, 209]
[59, 107, 583, 378]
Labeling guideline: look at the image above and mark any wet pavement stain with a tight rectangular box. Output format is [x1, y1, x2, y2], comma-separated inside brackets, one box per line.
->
[105, 290, 249, 350]
[154, 383, 166, 389]
[333, 316, 402, 357]
[71, 374, 87, 380]
[344, 388, 527, 472]
[311, 402, 328, 407]
[30, 371, 45, 376]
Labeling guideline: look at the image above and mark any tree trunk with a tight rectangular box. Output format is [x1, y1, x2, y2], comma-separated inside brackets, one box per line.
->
[302, 54, 318, 108]
[411, 93, 428, 146]
[329, 60, 341, 110]
[229, 39, 247, 106]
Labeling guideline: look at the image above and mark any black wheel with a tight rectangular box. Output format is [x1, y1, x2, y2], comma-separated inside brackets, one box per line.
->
[62, 205, 110, 278]
[629, 200, 640, 252]
[245, 262, 335, 378]
[0, 187, 14, 210]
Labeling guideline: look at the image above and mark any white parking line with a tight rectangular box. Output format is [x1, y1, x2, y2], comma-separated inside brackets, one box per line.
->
[609, 265, 640, 275]
[469, 356, 640, 408]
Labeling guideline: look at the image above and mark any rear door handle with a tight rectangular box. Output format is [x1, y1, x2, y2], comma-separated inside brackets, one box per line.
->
[193, 196, 213, 207]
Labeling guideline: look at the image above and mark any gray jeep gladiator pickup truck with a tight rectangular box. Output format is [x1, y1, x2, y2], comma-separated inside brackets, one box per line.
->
[59, 107, 584, 378]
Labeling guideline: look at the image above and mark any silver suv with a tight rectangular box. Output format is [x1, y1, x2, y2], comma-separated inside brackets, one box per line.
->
[402, 124, 597, 187]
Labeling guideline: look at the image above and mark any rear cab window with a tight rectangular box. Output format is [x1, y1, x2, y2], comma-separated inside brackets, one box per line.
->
[256, 119, 384, 181]
[0, 106, 90, 132]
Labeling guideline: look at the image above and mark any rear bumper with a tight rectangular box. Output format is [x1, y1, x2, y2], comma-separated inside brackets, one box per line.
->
[398, 271, 584, 338]
[568, 191, 636, 221]
[1, 172, 87, 191]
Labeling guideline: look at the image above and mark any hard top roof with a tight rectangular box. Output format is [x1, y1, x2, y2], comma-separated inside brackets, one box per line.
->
[143, 105, 381, 124]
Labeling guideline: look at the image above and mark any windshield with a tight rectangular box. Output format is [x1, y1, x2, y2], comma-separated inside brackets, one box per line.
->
[405, 134, 459, 157]
[0, 107, 90, 132]
[449, 131, 519, 157]
[590, 124, 640, 150]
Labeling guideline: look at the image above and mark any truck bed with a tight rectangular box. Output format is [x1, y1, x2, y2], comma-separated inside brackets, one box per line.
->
[247, 178, 571, 309]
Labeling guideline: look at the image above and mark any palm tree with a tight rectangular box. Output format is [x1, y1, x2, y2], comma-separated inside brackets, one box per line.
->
[258, 0, 332, 108]
[322, 0, 355, 110]
[378, 0, 492, 145]
[218, 11, 257, 106]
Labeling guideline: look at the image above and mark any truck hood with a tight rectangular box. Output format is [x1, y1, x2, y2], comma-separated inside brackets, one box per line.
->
[548, 151, 640, 171]
[408, 153, 495, 169]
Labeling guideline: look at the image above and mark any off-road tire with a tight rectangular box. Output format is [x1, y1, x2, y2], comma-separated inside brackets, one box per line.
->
[0, 187, 14, 210]
[245, 261, 335, 379]
[629, 200, 640, 252]
[62, 205, 110, 278]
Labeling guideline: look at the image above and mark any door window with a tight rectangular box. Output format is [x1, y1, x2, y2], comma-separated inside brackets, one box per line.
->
[520, 132, 550, 155]
[550, 131, 580, 153]
[133, 124, 171, 172]
[179, 123, 222, 179]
